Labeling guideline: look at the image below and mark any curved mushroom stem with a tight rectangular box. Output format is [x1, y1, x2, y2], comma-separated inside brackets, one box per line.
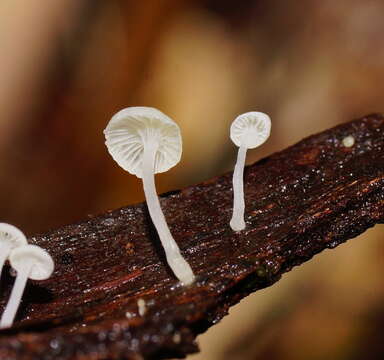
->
[142, 144, 195, 285]
[230, 145, 247, 231]
[0, 262, 31, 328]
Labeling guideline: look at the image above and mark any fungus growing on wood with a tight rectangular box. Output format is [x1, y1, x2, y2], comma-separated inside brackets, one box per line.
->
[0, 114, 380, 359]
[342, 135, 355, 147]
[0, 244, 54, 328]
[137, 298, 146, 316]
[230, 111, 271, 231]
[0, 223, 27, 283]
[104, 106, 195, 285]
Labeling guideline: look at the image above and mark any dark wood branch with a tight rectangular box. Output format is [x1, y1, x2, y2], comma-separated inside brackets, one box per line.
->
[0, 114, 383, 360]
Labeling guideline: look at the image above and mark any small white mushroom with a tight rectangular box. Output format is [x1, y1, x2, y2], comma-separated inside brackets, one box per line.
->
[342, 135, 355, 148]
[0, 223, 27, 282]
[0, 244, 54, 328]
[104, 107, 195, 285]
[229, 112, 271, 231]
[137, 298, 146, 316]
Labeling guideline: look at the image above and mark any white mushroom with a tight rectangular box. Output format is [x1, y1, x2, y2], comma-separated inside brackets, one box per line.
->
[0, 244, 54, 328]
[104, 107, 195, 285]
[229, 112, 271, 231]
[342, 135, 355, 148]
[137, 298, 146, 316]
[0, 223, 27, 282]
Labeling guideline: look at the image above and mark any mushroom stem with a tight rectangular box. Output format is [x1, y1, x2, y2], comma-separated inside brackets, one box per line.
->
[230, 144, 247, 231]
[142, 144, 195, 285]
[0, 262, 31, 328]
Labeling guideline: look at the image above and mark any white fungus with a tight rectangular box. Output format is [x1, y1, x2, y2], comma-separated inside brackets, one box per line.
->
[137, 298, 146, 316]
[342, 135, 355, 148]
[0, 244, 54, 328]
[229, 112, 271, 231]
[104, 107, 195, 285]
[0, 223, 27, 283]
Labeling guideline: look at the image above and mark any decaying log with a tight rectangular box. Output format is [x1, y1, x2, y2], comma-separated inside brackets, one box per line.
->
[0, 114, 383, 359]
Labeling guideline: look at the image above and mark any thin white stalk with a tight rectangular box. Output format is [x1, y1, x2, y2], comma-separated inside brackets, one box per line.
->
[142, 144, 195, 285]
[0, 262, 31, 328]
[230, 145, 247, 231]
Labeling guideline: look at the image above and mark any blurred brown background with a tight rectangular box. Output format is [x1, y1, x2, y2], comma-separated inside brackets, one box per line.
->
[0, 1, 383, 359]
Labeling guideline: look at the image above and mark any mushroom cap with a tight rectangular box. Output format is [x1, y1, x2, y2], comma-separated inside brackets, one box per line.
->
[0, 223, 27, 251]
[104, 107, 182, 178]
[230, 112, 271, 149]
[10, 245, 54, 280]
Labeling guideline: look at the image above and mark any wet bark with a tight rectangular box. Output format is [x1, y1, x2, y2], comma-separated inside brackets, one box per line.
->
[0, 114, 383, 359]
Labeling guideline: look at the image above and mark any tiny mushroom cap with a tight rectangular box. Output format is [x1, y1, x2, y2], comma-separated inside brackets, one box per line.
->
[10, 244, 54, 280]
[0, 245, 54, 328]
[342, 135, 355, 148]
[104, 106, 182, 178]
[229, 112, 271, 232]
[230, 111, 271, 149]
[104, 107, 195, 286]
[0, 223, 27, 282]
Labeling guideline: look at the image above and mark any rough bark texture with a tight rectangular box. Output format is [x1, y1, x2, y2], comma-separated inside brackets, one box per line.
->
[0, 114, 383, 359]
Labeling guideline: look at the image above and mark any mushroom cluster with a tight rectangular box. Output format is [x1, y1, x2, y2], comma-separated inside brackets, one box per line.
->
[0, 223, 54, 328]
[104, 107, 272, 285]
[0, 107, 271, 328]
